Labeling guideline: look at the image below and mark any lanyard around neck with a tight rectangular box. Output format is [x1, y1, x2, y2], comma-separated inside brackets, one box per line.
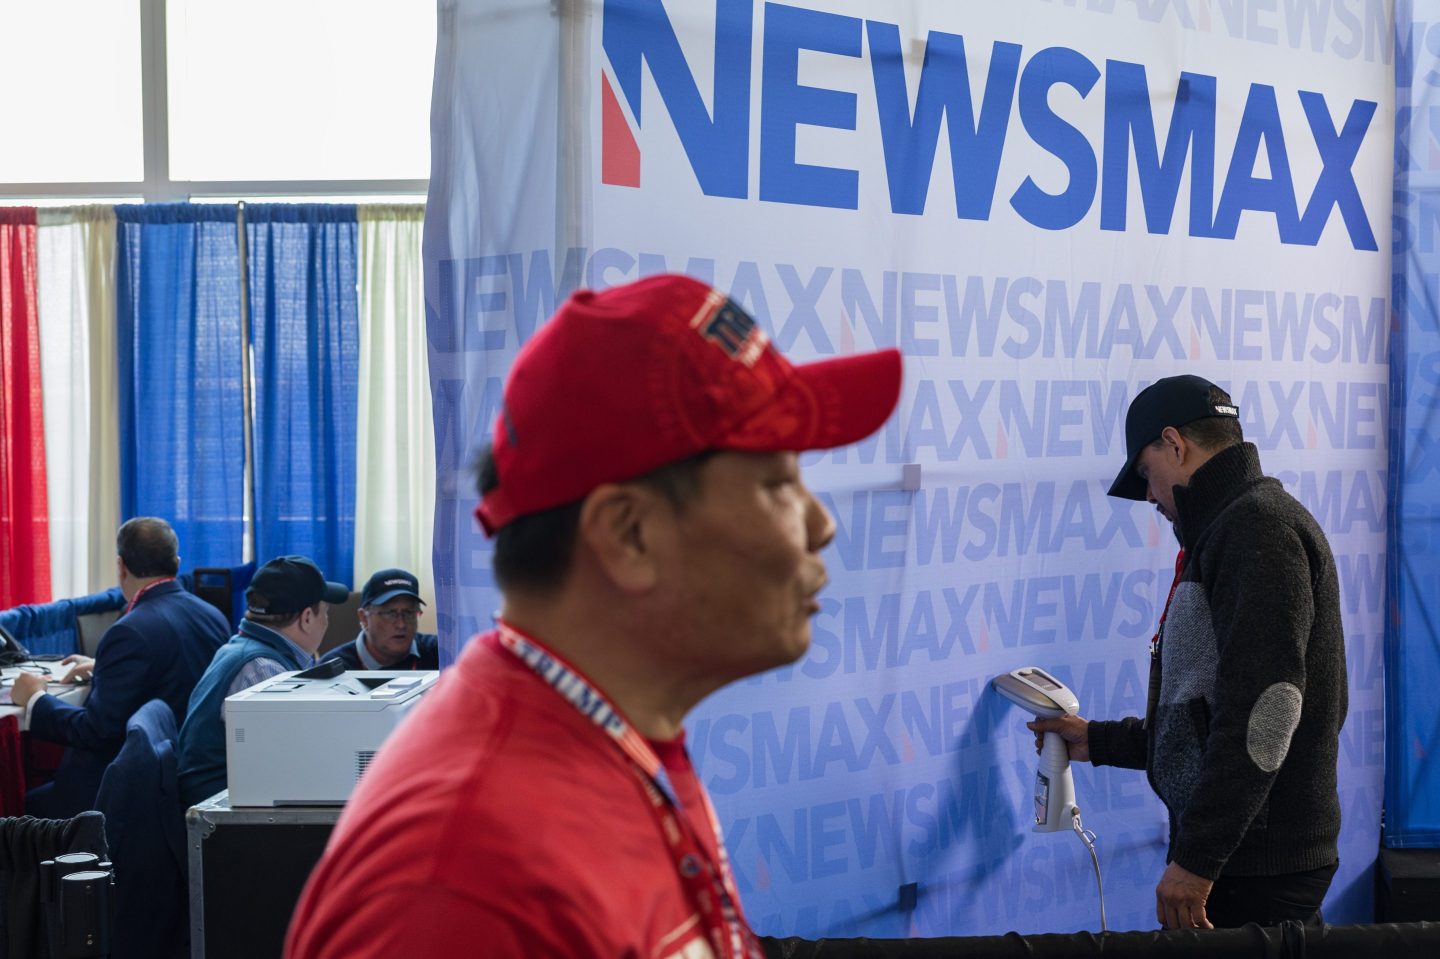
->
[495, 621, 762, 959]
[1150, 549, 1186, 657]
[125, 577, 176, 616]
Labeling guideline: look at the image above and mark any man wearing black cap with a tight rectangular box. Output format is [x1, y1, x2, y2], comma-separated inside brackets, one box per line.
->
[322, 568, 438, 670]
[288, 274, 903, 959]
[1030, 375, 1348, 931]
[176, 555, 349, 807]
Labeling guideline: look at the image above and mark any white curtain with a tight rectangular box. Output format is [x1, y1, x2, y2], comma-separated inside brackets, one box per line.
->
[36, 206, 118, 597]
[354, 205, 435, 621]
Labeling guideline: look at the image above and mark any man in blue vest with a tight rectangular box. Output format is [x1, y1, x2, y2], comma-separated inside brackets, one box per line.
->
[14, 517, 230, 817]
[176, 555, 347, 808]
[321, 568, 438, 670]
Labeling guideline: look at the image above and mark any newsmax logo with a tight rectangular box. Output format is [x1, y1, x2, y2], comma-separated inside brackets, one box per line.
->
[599, 0, 1380, 250]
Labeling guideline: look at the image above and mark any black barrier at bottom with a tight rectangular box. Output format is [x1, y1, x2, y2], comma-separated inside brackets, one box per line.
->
[762, 920, 1440, 959]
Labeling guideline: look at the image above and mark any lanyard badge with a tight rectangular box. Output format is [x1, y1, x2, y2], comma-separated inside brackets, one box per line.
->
[496, 622, 762, 959]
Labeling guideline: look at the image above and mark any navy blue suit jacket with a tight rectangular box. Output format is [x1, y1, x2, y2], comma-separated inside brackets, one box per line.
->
[27, 581, 229, 816]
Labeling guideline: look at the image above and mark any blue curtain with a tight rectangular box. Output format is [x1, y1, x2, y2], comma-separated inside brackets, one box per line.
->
[246, 204, 359, 585]
[1387, 5, 1440, 849]
[115, 204, 246, 570]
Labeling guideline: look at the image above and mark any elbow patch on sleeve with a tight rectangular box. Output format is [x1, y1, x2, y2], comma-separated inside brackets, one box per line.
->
[1246, 682, 1303, 772]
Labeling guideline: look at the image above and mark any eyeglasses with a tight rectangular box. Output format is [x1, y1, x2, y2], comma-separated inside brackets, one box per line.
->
[369, 608, 419, 624]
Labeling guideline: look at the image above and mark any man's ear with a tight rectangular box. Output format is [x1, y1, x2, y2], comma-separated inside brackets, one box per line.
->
[1159, 425, 1187, 461]
[576, 484, 667, 593]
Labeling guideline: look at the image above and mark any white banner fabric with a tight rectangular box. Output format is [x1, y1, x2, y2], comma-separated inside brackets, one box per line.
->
[425, 0, 1394, 935]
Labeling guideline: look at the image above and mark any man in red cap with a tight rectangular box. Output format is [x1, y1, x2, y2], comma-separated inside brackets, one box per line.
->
[287, 274, 901, 959]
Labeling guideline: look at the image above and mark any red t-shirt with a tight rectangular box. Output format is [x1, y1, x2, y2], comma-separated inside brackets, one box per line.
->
[285, 631, 732, 959]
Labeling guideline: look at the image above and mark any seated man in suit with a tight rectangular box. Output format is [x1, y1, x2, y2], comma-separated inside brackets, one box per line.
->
[176, 554, 348, 808]
[12, 517, 231, 817]
[322, 568, 438, 671]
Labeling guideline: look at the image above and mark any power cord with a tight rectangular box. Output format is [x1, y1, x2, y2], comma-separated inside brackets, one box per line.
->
[1071, 807, 1107, 932]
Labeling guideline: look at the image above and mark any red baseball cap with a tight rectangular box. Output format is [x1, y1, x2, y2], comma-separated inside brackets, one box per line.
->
[475, 273, 902, 536]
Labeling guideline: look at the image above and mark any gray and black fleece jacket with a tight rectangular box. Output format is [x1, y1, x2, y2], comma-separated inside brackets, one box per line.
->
[1087, 442, 1348, 881]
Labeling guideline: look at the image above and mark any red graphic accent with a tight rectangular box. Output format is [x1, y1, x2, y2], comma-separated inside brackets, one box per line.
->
[602, 73, 641, 187]
[995, 420, 1008, 459]
[754, 854, 771, 892]
[1189, 327, 1201, 359]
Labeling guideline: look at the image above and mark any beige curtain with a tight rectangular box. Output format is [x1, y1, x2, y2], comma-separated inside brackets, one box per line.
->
[354, 204, 435, 626]
[36, 206, 118, 596]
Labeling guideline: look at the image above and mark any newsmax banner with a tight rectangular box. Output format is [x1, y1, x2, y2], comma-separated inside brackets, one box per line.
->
[425, 0, 1393, 936]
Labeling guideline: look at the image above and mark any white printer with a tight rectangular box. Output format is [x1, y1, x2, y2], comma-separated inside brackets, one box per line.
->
[224, 665, 439, 806]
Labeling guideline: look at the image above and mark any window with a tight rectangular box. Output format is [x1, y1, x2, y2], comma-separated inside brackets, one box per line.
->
[167, 0, 433, 183]
[0, 4, 144, 183]
[0, 0, 433, 199]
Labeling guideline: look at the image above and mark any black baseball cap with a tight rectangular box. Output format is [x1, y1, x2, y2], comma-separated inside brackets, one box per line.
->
[1108, 375, 1240, 501]
[246, 556, 349, 616]
[360, 568, 425, 608]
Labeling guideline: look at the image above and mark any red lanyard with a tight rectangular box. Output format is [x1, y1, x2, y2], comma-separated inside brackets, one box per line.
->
[1149, 550, 1186, 657]
[125, 577, 176, 615]
[496, 622, 762, 959]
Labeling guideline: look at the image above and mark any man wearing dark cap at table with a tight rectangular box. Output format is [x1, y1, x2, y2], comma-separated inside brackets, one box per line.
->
[287, 274, 903, 959]
[176, 555, 348, 807]
[1029, 375, 1348, 931]
[322, 568, 438, 670]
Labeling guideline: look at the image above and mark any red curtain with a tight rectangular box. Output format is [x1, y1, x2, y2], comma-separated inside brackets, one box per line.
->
[0, 207, 51, 607]
[0, 715, 23, 816]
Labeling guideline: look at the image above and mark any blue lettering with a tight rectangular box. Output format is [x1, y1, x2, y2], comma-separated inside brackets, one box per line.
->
[1212, 84, 1302, 241]
[1011, 47, 1101, 229]
[1295, 91, 1378, 248]
[602, 0, 752, 197]
[847, 791, 904, 869]
[754, 706, 810, 786]
[756, 809, 808, 883]
[759, 4, 862, 208]
[1102, 63, 1218, 236]
[869, 26, 1020, 217]
[705, 713, 750, 794]
[773, 264, 835, 352]
[598, 10, 1380, 249]
[810, 801, 850, 878]
[1337, 551, 1384, 614]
